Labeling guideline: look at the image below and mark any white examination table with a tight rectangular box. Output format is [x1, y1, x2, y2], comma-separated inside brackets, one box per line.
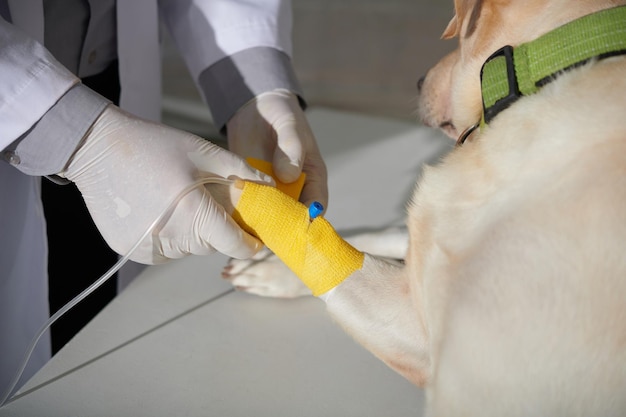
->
[0, 108, 452, 417]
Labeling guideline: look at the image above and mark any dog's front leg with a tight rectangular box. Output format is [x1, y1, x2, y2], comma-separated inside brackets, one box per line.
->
[323, 254, 430, 387]
[221, 181, 430, 385]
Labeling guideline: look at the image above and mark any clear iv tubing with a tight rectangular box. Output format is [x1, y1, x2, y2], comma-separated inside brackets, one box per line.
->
[0, 176, 236, 407]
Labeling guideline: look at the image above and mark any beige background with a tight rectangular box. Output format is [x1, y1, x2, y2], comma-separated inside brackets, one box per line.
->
[161, 0, 457, 139]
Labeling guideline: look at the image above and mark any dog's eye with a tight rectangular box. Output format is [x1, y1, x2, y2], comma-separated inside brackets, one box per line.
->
[417, 77, 425, 92]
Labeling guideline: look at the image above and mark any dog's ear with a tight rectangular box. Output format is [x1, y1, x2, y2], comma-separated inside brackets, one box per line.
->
[441, 14, 460, 39]
[441, 0, 483, 39]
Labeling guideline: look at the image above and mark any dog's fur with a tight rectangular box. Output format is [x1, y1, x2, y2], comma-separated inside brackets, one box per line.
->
[224, 0, 626, 414]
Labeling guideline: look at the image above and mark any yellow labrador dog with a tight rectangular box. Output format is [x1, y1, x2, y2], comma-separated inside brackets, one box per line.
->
[224, 0, 626, 414]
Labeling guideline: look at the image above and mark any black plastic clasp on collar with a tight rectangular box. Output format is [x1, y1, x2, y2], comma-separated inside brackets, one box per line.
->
[481, 45, 521, 124]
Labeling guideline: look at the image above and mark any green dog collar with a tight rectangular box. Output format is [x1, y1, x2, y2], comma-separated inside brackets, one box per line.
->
[480, 5, 626, 125]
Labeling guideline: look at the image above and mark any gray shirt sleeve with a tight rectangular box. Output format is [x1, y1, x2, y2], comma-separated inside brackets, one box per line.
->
[198, 46, 306, 133]
[1, 84, 110, 176]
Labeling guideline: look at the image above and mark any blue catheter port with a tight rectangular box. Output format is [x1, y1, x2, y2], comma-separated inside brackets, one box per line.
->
[308, 201, 324, 220]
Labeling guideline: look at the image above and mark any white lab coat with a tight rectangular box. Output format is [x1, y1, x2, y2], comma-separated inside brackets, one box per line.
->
[0, 0, 293, 397]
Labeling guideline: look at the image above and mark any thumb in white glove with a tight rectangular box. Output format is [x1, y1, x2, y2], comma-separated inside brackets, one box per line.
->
[227, 89, 328, 209]
[61, 105, 273, 264]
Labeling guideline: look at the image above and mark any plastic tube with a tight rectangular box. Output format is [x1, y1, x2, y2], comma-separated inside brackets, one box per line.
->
[0, 176, 235, 407]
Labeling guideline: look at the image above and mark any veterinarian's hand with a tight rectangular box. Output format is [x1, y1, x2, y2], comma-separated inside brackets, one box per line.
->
[61, 105, 272, 264]
[227, 89, 328, 209]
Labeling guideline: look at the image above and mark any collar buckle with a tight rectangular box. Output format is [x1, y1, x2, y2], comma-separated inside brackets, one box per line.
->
[481, 45, 521, 124]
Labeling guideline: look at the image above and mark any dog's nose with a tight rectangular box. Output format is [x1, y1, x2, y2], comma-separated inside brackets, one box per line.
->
[416, 76, 425, 93]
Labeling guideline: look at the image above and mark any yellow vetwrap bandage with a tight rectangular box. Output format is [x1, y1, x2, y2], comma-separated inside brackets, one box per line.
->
[233, 181, 364, 296]
[246, 157, 306, 201]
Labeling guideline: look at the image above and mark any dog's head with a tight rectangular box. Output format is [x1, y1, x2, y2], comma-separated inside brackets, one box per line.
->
[417, 0, 620, 140]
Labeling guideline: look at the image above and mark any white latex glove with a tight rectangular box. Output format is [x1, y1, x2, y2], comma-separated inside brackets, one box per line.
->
[61, 105, 273, 264]
[227, 89, 328, 209]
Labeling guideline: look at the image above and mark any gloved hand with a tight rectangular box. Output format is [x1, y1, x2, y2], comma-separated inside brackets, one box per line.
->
[226, 89, 328, 209]
[60, 104, 273, 264]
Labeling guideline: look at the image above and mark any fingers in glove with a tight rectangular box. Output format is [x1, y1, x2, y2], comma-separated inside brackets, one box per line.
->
[300, 153, 329, 211]
[271, 122, 305, 184]
[191, 141, 274, 185]
[156, 187, 262, 261]
[196, 188, 263, 259]
[272, 120, 328, 209]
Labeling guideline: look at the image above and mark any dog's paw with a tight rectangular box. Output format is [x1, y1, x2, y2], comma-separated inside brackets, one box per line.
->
[221, 247, 312, 298]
